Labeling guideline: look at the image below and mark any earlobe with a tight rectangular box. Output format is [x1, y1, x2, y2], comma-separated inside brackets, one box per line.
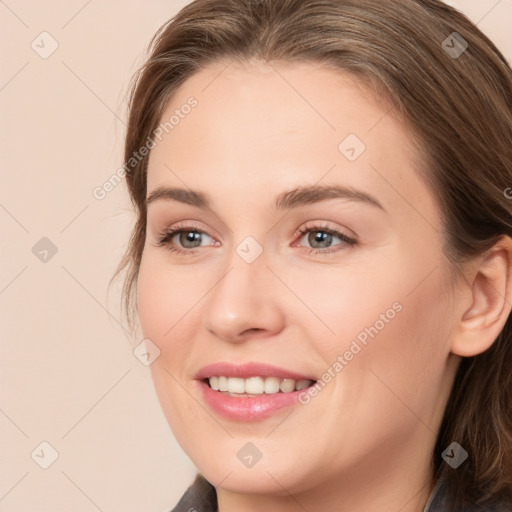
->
[451, 237, 512, 358]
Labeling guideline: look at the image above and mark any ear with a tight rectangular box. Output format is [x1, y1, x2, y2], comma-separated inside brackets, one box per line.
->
[451, 235, 512, 357]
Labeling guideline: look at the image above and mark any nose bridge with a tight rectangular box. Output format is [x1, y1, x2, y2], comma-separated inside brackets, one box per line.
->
[202, 237, 285, 341]
[215, 230, 270, 299]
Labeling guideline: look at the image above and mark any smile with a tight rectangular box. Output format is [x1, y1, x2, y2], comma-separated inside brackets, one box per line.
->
[206, 376, 315, 395]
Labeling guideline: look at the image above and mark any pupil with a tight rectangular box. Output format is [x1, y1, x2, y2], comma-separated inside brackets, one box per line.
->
[310, 231, 331, 248]
[182, 231, 201, 247]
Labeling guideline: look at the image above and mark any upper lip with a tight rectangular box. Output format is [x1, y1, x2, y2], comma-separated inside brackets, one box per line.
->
[195, 362, 317, 381]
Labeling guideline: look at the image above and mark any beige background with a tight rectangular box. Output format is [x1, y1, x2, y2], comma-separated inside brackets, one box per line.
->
[1, 1, 511, 511]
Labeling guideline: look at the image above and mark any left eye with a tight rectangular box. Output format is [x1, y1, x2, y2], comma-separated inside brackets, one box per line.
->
[295, 224, 356, 253]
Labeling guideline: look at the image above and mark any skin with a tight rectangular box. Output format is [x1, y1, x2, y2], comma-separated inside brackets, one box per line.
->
[136, 59, 512, 512]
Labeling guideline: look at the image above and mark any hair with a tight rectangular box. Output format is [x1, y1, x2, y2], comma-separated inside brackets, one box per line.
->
[110, 0, 512, 508]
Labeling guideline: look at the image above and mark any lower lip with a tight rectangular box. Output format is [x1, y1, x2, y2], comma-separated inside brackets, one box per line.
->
[198, 380, 312, 421]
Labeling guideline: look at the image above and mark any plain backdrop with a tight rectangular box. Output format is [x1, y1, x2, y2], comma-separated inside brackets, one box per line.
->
[1, 1, 511, 511]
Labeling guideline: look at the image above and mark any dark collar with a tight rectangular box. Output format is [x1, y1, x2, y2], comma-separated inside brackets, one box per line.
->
[169, 472, 506, 512]
[170, 473, 217, 512]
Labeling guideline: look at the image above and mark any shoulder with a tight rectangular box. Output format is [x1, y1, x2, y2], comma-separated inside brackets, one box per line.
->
[168, 473, 217, 512]
[424, 477, 512, 512]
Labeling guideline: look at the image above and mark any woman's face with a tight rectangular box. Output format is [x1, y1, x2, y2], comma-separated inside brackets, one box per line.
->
[137, 60, 461, 502]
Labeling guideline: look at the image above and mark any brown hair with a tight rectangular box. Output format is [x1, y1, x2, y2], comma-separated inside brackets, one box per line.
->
[110, 0, 512, 508]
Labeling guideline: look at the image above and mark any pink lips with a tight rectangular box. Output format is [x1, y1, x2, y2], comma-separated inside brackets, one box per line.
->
[195, 362, 317, 422]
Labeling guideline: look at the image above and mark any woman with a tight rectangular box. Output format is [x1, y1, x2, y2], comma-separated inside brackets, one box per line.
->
[111, 0, 512, 510]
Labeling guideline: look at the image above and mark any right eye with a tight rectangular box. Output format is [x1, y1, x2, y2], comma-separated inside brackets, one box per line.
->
[155, 224, 216, 255]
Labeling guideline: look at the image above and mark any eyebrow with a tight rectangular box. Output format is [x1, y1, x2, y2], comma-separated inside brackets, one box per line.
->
[146, 184, 387, 213]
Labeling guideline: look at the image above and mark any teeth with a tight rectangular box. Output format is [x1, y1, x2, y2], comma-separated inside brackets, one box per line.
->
[295, 379, 311, 390]
[207, 376, 315, 395]
[218, 376, 228, 392]
[264, 377, 280, 394]
[228, 377, 245, 393]
[210, 376, 219, 391]
[245, 376, 265, 394]
[280, 379, 296, 393]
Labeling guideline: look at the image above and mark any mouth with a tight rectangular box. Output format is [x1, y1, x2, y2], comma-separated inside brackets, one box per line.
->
[202, 376, 316, 397]
[195, 362, 318, 421]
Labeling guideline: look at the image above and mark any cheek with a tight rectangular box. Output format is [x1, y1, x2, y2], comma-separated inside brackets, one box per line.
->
[137, 258, 209, 443]
[306, 246, 452, 407]
[137, 254, 202, 344]
[281, 255, 406, 358]
[352, 266, 453, 421]
[369, 292, 446, 372]
[136, 255, 202, 418]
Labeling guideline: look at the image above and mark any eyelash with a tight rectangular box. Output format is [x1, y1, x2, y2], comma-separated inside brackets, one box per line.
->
[154, 222, 357, 256]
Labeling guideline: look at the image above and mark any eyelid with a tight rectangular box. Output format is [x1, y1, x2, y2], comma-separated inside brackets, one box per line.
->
[293, 221, 356, 242]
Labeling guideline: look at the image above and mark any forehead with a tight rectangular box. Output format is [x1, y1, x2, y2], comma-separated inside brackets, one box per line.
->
[146, 59, 435, 221]
[148, 59, 394, 164]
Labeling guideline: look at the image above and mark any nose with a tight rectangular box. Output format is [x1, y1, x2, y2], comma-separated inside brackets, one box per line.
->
[202, 248, 286, 344]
